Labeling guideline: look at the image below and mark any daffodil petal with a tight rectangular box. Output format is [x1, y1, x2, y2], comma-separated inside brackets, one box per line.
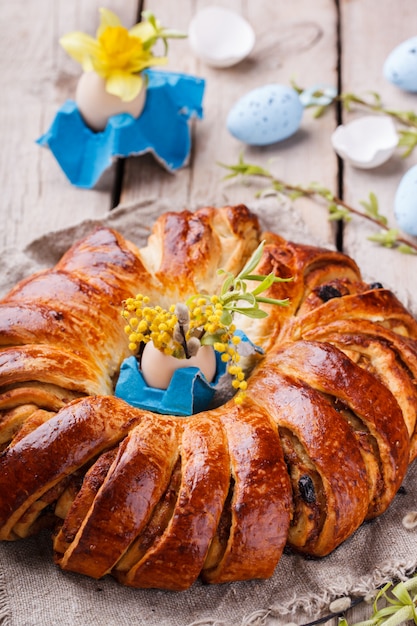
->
[60, 32, 101, 71]
[97, 8, 121, 38]
[129, 55, 168, 74]
[147, 56, 168, 68]
[105, 71, 143, 102]
[129, 21, 156, 45]
[88, 57, 107, 78]
[99, 8, 121, 27]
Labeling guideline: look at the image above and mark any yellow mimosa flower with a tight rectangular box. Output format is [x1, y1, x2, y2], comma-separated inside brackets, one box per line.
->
[121, 241, 290, 404]
[60, 8, 185, 102]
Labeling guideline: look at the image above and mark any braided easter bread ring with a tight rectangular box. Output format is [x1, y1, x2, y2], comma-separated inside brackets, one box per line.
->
[0, 204, 416, 590]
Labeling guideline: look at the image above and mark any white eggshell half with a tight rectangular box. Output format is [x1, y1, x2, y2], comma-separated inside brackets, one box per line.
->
[383, 36, 417, 93]
[331, 115, 398, 169]
[394, 163, 417, 236]
[76, 71, 146, 132]
[141, 342, 217, 390]
[227, 84, 303, 146]
[188, 6, 255, 68]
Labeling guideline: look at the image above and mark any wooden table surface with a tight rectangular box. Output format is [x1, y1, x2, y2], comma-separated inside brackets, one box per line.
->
[1, 0, 417, 624]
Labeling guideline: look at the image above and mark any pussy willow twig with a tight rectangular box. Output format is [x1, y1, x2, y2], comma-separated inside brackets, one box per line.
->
[293, 83, 417, 157]
[218, 154, 417, 255]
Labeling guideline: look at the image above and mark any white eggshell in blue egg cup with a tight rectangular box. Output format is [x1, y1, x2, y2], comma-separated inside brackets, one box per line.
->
[394, 164, 417, 236]
[226, 84, 304, 146]
[383, 36, 417, 92]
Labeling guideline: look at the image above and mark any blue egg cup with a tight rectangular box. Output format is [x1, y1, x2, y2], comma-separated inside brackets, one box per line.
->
[37, 69, 205, 188]
[114, 331, 263, 416]
[115, 352, 227, 417]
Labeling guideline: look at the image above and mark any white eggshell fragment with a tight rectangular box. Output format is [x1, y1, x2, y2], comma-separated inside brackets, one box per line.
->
[383, 36, 417, 92]
[331, 116, 398, 169]
[141, 342, 217, 390]
[188, 6, 255, 68]
[227, 84, 304, 146]
[394, 163, 417, 236]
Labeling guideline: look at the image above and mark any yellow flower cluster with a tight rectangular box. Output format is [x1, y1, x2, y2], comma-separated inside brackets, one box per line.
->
[122, 293, 248, 403]
[122, 295, 178, 355]
[187, 295, 247, 403]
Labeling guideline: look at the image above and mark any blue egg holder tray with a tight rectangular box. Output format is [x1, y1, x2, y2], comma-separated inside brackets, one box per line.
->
[114, 331, 263, 417]
[37, 70, 205, 188]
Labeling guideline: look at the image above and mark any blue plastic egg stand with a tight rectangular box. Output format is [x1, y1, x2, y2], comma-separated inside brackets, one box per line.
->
[37, 69, 205, 188]
[115, 331, 263, 417]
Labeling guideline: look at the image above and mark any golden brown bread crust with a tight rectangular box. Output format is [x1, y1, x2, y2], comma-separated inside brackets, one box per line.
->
[201, 399, 291, 584]
[140, 203, 262, 302]
[57, 414, 180, 581]
[117, 414, 230, 590]
[0, 204, 416, 590]
[0, 396, 147, 540]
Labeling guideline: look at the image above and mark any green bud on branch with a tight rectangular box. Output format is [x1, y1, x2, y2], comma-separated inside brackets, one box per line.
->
[218, 153, 417, 255]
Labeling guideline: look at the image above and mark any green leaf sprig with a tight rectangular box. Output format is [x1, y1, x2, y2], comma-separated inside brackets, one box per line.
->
[339, 575, 417, 626]
[140, 10, 187, 56]
[293, 83, 417, 157]
[187, 240, 292, 334]
[215, 239, 292, 322]
[219, 154, 417, 255]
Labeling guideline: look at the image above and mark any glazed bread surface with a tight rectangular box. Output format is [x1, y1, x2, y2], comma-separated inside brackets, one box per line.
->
[0, 204, 416, 590]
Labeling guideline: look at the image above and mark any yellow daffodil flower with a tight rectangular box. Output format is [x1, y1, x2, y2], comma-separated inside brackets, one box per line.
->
[60, 8, 185, 102]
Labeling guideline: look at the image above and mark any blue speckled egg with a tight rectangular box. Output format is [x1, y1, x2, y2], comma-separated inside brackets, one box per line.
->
[383, 36, 417, 92]
[394, 164, 417, 236]
[226, 84, 303, 146]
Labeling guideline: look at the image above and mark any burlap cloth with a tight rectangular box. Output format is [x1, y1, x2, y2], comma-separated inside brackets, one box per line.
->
[1, 198, 417, 626]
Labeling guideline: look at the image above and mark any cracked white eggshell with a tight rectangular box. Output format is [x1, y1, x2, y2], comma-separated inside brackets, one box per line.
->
[383, 36, 417, 92]
[331, 116, 398, 169]
[227, 84, 303, 146]
[188, 6, 255, 68]
[394, 163, 417, 236]
[141, 342, 217, 390]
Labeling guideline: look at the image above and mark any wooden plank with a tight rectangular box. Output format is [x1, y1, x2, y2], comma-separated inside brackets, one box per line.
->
[0, 0, 138, 251]
[119, 0, 200, 214]
[120, 0, 339, 246]
[340, 0, 417, 311]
